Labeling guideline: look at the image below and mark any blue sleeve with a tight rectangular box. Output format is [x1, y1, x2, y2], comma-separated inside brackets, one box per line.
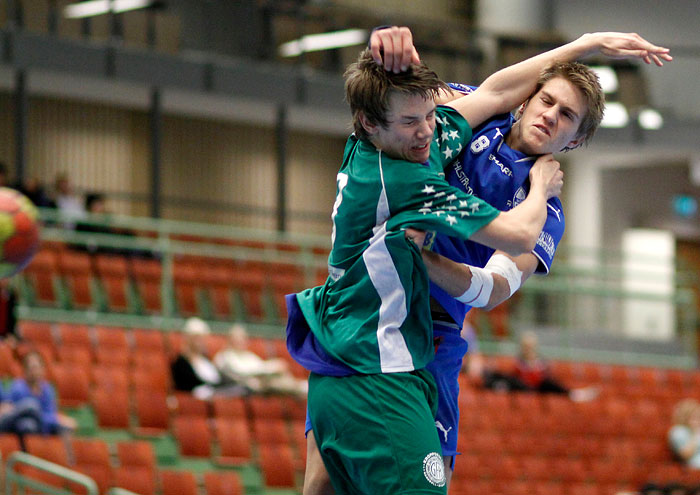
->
[8, 380, 26, 402]
[447, 83, 478, 95]
[40, 383, 59, 432]
[532, 197, 565, 274]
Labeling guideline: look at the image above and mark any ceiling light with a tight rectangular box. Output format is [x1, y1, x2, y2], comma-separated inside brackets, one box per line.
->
[590, 66, 619, 94]
[64, 0, 158, 19]
[279, 29, 368, 58]
[638, 108, 663, 130]
[601, 102, 628, 128]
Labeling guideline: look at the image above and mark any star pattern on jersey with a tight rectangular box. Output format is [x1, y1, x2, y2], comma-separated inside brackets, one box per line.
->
[434, 191, 446, 198]
[441, 130, 449, 142]
[422, 185, 435, 194]
[469, 202, 480, 213]
[435, 115, 447, 126]
[443, 146, 453, 159]
[449, 129, 459, 140]
[423, 201, 433, 208]
[446, 215, 457, 225]
[459, 200, 468, 208]
[446, 193, 457, 202]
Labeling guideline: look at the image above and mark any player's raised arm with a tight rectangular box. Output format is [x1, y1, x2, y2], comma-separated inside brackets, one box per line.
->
[448, 31, 671, 129]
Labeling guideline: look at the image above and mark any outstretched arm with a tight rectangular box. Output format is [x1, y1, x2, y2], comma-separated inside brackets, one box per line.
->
[448, 32, 672, 128]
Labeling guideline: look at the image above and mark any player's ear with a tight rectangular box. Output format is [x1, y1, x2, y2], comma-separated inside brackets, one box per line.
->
[565, 135, 584, 151]
[358, 112, 378, 136]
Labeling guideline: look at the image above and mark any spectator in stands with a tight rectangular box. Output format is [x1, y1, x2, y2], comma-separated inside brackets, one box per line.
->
[214, 323, 307, 397]
[7, 351, 76, 434]
[669, 398, 700, 468]
[0, 381, 43, 436]
[170, 317, 247, 400]
[479, 331, 599, 401]
[52, 172, 85, 228]
[17, 176, 52, 208]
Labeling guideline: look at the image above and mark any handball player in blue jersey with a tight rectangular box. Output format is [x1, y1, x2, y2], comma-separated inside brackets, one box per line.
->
[302, 26, 672, 494]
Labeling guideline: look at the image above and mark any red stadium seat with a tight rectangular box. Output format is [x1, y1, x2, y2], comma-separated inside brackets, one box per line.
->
[94, 326, 129, 350]
[22, 249, 60, 306]
[57, 250, 95, 309]
[133, 391, 170, 435]
[211, 396, 247, 419]
[93, 388, 130, 429]
[52, 363, 91, 408]
[213, 418, 252, 465]
[112, 466, 156, 495]
[132, 329, 167, 354]
[72, 438, 112, 494]
[131, 258, 163, 313]
[94, 254, 131, 312]
[116, 440, 156, 471]
[172, 392, 209, 417]
[160, 469, 198, 495]
[203, 471, 244, 495]
[252, 418, 290, 446]
[0, 341, 21, 377]
[56, 323, 92, 349]
[258, 444, 296, 488]
[173, 416, 212, 457]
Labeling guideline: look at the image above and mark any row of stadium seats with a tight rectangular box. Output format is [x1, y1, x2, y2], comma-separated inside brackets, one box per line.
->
[20, 243, 327, 322]
[6, 319, 700, 494]
[0, 434, 256, 495]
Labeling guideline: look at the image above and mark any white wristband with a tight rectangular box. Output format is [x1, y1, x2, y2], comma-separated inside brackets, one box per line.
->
[456, 265, 494, 307]
[484, 254, 523, 297]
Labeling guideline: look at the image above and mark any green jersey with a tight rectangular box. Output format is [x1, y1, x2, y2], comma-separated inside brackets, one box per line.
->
[297, 106, 500, 374]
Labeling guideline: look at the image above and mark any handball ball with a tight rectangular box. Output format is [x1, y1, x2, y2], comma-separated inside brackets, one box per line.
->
[0, 187, 40, 278]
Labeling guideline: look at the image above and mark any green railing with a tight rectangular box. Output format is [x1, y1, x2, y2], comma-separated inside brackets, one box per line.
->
[5, 451, 98, 495]
[17, 208, 700, 367]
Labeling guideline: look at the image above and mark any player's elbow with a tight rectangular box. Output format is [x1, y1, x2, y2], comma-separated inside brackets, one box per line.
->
[501, 228, 537, 257]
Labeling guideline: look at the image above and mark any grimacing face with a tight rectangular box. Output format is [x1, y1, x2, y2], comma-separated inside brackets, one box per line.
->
[362, 92, 437, 164]
[512, 77, 587, 156]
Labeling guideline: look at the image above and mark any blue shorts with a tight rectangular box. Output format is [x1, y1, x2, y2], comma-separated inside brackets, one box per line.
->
[426, 320, 469, 463]
[305, 320, 468, 465]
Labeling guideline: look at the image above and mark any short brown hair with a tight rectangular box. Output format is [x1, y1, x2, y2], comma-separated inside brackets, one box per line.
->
[344, 49, 448, 141]
[518, 61, 605, 151]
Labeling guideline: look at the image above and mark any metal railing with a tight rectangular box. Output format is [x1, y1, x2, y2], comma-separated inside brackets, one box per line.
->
[5, 451, 98, 495]
[17, 208, 700, 367]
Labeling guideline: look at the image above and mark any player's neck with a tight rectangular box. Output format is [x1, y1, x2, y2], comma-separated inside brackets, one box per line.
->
[505, 121, 524, 153]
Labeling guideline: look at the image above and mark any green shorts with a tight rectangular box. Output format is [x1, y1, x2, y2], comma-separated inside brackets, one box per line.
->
[308, 370, 447, 495]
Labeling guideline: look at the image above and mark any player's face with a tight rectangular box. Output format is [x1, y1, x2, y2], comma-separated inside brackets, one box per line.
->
[516, 77, 586, 155]
[368, 92, 436, 163]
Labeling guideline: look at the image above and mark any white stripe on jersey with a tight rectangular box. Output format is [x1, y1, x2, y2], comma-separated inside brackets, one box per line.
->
[363, 222, 414, 372]
[363, 151, 413, 373]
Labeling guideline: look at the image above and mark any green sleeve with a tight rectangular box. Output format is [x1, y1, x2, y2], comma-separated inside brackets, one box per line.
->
[431, 106, 472, 172]
[384, 163, 499, 240]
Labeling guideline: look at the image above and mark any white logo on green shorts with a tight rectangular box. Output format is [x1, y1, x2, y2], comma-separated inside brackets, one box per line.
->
[422, 452, 445, 487]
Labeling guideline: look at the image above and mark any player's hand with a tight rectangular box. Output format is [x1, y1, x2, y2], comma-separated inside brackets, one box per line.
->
[404, 227, 427, 248]
[584, 32, 672, 66]
[369, 26, 421, 73]
[530, 154, 563, 199]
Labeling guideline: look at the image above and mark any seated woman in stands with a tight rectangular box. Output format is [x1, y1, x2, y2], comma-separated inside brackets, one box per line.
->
[5, 351, 76, 435]
[669, 398, 700, 469]
[170, 317, 247, 400]
[214, 323, 307, 398]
